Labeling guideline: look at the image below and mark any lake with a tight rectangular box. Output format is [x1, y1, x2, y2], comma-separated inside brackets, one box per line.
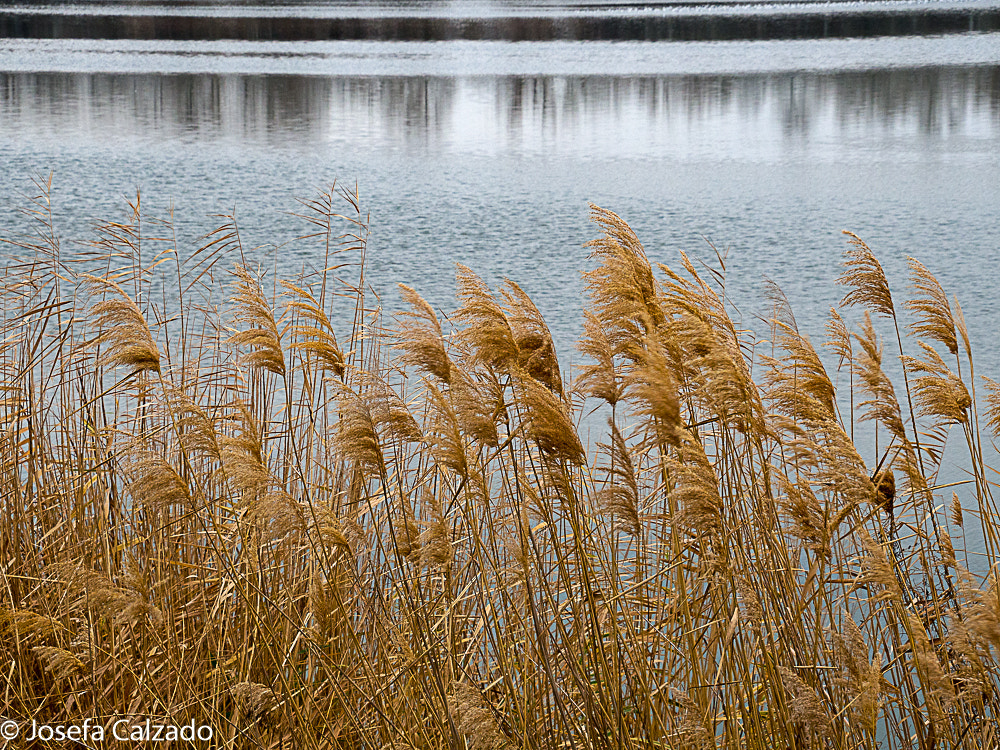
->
[1, 0, 999, 385]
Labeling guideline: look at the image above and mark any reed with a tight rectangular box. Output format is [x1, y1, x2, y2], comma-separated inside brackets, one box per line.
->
[2, 179, 1000, 749]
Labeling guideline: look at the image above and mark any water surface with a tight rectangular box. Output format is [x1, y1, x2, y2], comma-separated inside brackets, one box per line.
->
[1, 2, 998, 382]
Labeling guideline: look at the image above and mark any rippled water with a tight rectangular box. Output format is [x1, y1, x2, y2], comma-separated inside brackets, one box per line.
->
[1, 2, 999, 385]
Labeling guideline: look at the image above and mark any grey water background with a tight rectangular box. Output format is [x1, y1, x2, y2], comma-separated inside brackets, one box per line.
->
[1, 1, 999, 478]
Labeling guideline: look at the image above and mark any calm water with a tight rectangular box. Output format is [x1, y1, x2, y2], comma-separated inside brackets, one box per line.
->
[1, 1, 999, 383]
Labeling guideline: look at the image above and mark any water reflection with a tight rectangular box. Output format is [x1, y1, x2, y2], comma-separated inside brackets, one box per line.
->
[2, 67, 998, 155]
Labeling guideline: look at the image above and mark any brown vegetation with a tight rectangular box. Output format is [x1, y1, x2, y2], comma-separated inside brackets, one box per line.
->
[2, 178, 1000, 748]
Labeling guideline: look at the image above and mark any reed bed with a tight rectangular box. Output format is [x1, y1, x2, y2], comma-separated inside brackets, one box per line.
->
[3, 179, 1000, 749]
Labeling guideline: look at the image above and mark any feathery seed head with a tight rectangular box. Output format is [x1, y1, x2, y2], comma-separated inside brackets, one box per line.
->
[668, 433, 723, 538]
[0, 609, 65, 646]
[502, 279, 563, 395]
[228, 264, 285, 376]
[361, 372, 422, 443]
[765, 320, 837, 424]
[906, 257, 958, 355]
[448, 682, 510, 750]
[778, 665, 834, 735]
[625, 336, 682, 447]
[906, 341, 971, 425]
[219, 400, 271, 501]
[448, 366, 501, 447]
[419, 493, 453, 571]
[83, 273, 161, 374]
[424, 381, 470, 477]
[838, 231, 895, 318]
[394, 283, 451, 383]
[853, 313, 907, 441]
[597, 419, 641, 536]
[854, 531, 903, 604]
[332, 384, 385, 476]
[778, 475, 830, 558]
[584, 204, 665, 352]
[517, 376, 585, 465]
[825, 307, 853, 367]
[951, 491, 964, 527]
[453, 264, 519, 372]
[985, 377, 1000, 437]
[391, 503, 421, 563]
[575, 310, 623, 406]
[32, 646, 85, 682]
[232, 682, 278, 727]
[124, 452, 192, 511]
[283, 281, 345, 378]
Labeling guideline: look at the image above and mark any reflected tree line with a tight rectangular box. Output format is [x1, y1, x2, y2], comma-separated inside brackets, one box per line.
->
[1, 67, 998, 146]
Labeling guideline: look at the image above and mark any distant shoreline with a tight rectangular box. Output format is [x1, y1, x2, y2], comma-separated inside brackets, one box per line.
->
[3, 2, 1000, 43]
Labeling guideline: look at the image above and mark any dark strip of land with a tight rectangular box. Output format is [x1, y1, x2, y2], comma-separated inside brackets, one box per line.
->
[1, 7, 998, 43]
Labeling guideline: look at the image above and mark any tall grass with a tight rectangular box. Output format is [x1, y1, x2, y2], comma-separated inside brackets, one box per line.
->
[3, 178, 1000, 748]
